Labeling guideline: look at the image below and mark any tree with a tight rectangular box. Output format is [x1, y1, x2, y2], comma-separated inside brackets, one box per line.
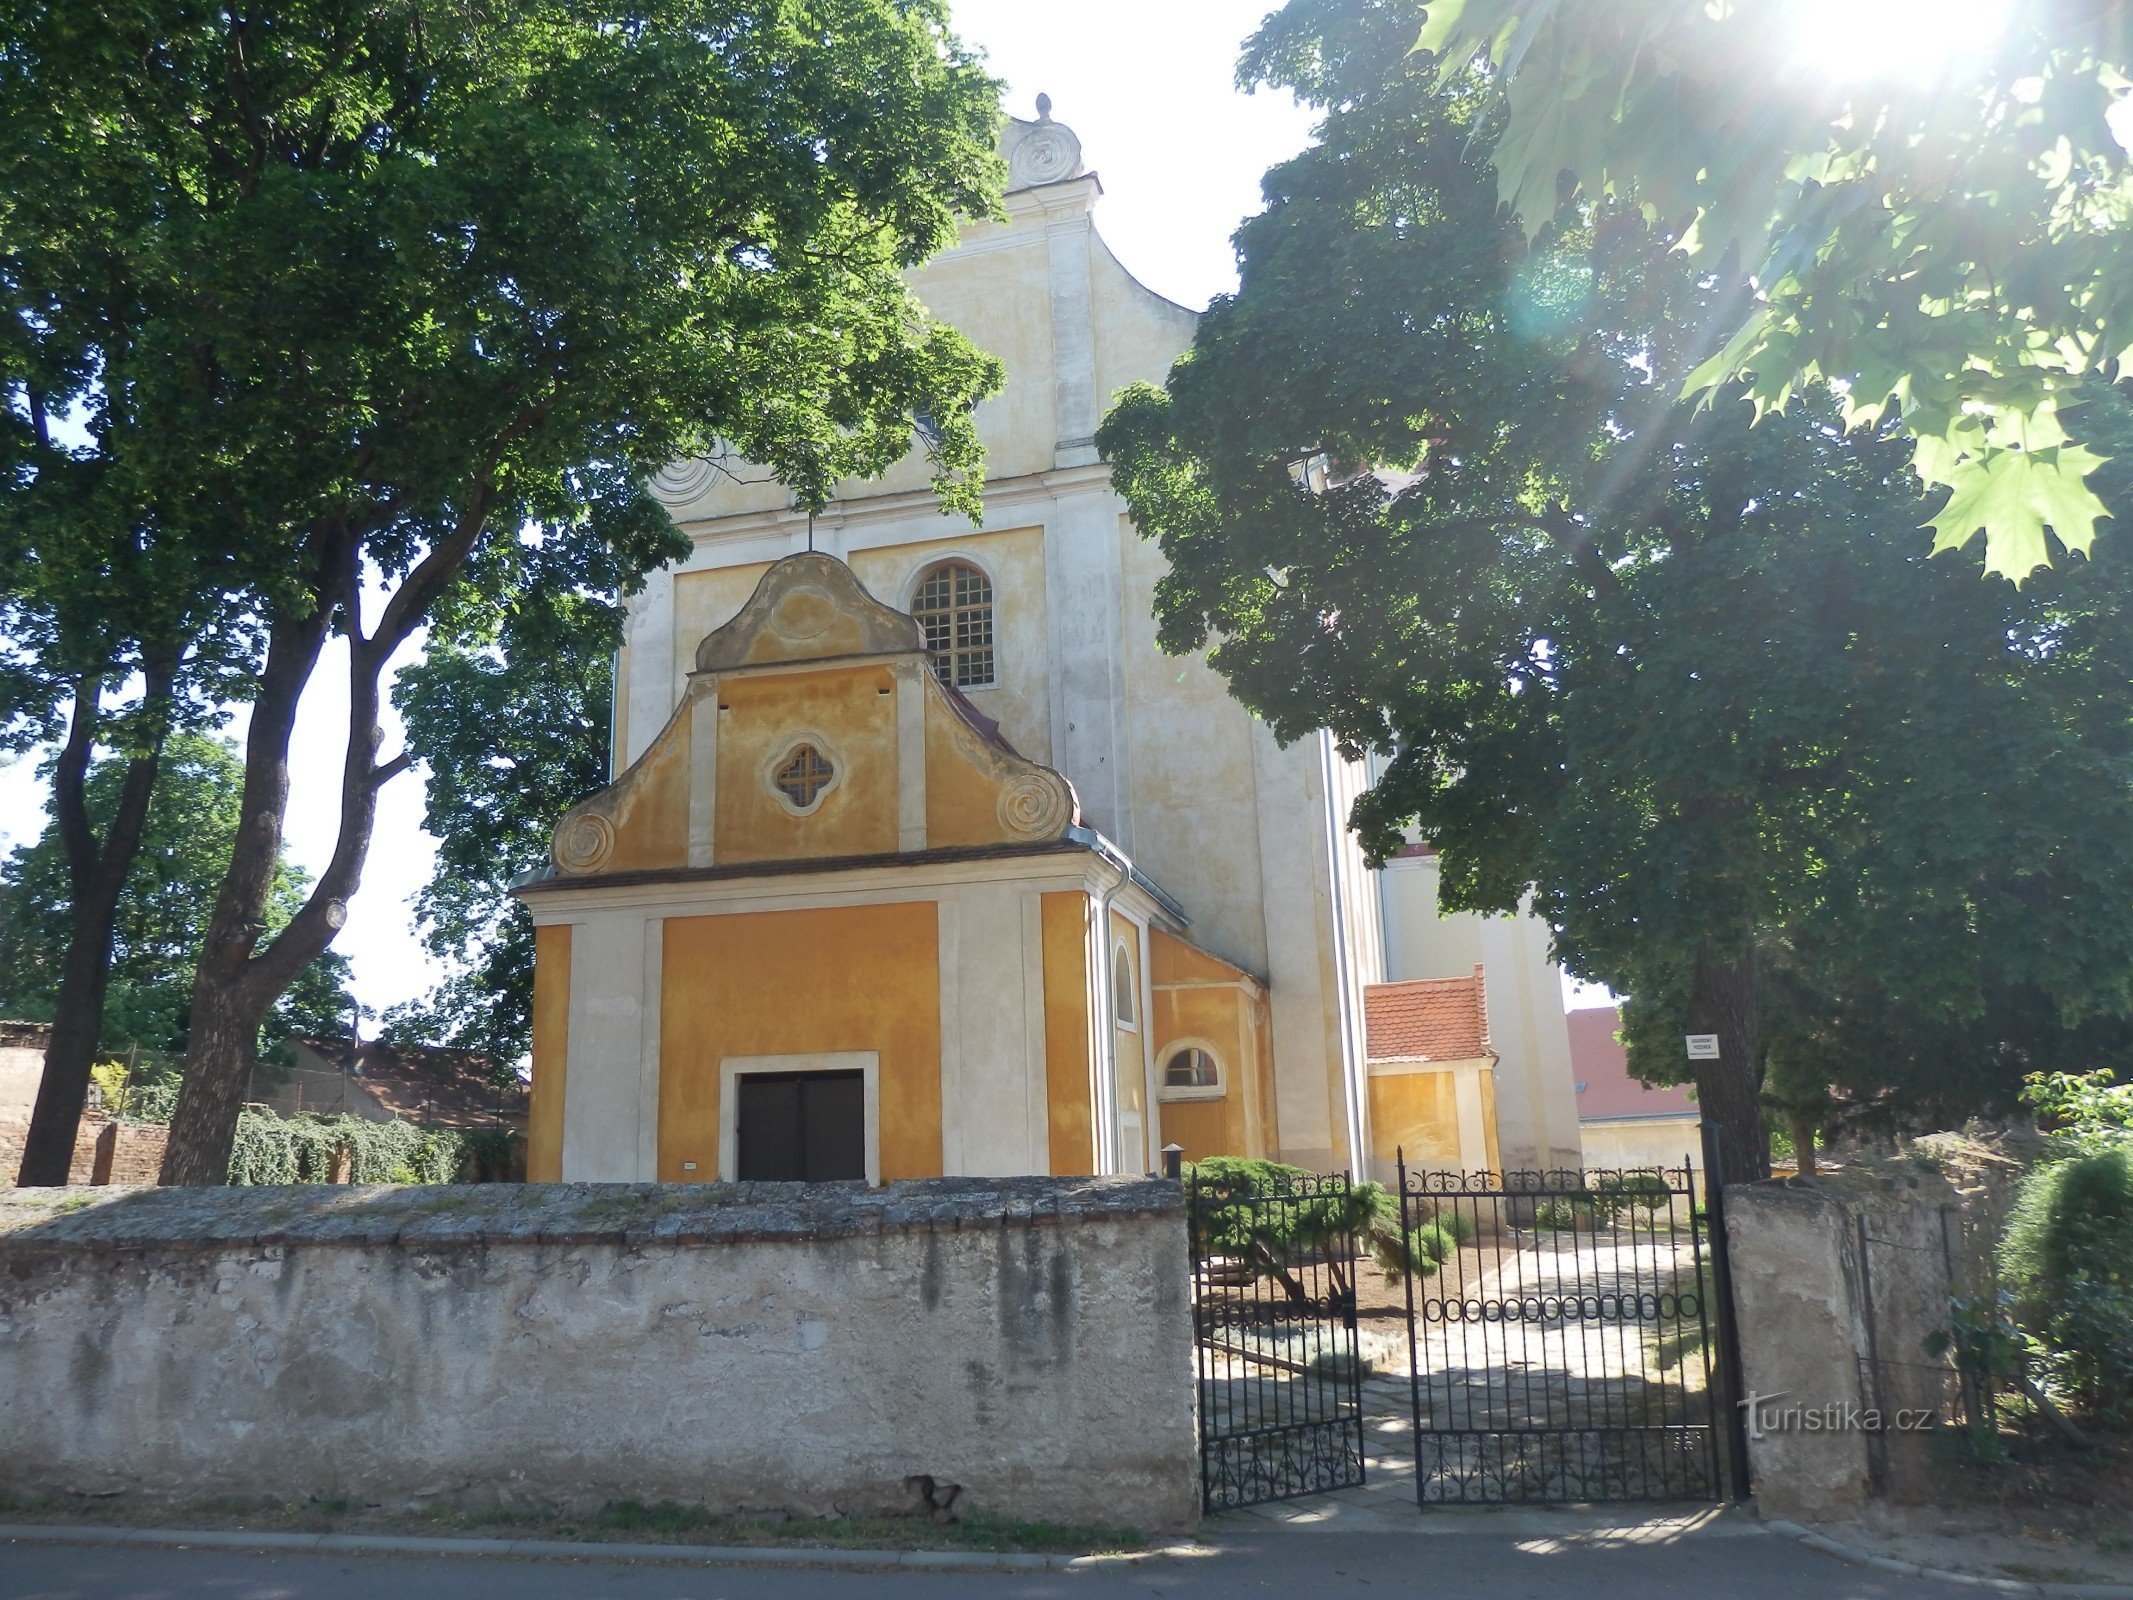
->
[0, 374, 255, 1182]
[1098, 0, 2133, 1182]
[0, 585, 252, 1183]
[382, 538, 624, 1067]
[0, 734, 356, 1141]
[0, 0, 1008, 1183]
[1185, 1157, 1436, 1296]
[1411, 0, 2133, 581]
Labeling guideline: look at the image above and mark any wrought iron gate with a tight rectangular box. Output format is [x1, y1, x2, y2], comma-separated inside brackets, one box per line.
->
[1188, 1168, 1366, 1511]
[1397, 1158, 1722, 1505]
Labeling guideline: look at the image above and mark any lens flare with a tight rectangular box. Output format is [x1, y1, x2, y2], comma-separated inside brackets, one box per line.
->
[1788, 0, 2017, 84]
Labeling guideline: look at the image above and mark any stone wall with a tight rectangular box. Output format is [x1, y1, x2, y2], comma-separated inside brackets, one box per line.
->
[1726, 1166, 1968, 1522]
[0, 1176, 1198, 1532]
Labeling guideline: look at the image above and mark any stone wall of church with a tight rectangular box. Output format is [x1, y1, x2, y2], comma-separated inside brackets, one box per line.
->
[0, 1177, 1199, 1532]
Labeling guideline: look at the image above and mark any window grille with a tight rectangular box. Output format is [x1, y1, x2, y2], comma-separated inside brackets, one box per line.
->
[773, 744, 834, 809]
[912, 561, 995, 688]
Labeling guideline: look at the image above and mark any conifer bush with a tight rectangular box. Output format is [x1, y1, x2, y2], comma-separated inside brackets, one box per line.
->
[1999, 1070, 2133, 1424]
[2000, 1143, 2133, 1425]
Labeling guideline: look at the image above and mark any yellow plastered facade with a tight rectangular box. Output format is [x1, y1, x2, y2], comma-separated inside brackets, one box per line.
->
[526, 923, 572, 1183]
[548, 555, 1080, 881]
[1369, 1072, 1462, 1170]
[1147, 928, 1276, 1165]
[669, 527, 1053, 768]
[1041, 890, 1097, 1175]
[599, 721, 692, 875]
[1367, 1066, 1502, 1175]
[523, 554, 1313, 1182]
[656, 903, 943, 1182]
[714, 665, 900, 862]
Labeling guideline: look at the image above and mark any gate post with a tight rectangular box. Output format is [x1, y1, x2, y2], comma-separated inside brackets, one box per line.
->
[1699, 1120, 1754, 1502]
[1396, 1147, 1427, 1510]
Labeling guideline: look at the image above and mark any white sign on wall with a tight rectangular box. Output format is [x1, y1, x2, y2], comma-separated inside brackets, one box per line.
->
[1684, 1034, 1721, 1061]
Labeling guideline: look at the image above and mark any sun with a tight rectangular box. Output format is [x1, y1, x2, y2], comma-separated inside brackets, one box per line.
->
[1787, 0, 2019, 86]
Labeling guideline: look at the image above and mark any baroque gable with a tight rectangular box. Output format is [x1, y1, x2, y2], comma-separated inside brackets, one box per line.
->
[546, 554, 1078, 879]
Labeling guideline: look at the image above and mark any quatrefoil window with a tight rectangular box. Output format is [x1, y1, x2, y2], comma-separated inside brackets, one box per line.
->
[772, 744, 835, 811]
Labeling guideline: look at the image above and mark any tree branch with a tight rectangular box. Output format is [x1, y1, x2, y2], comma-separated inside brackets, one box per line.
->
[369, 391, 555, 650]
[50, 675, 102, 902]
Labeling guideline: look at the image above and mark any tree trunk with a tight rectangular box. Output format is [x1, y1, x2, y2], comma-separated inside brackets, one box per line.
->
[1788, 1107, 1817, 1178]
[159, 979, 270, 1185]
[162, 532, 418, 1184]
[1686, 942, 1770, 1186]
[14, 672, 171, 1187]
[161, 602, 336, 1184]
[161, 486, 501, 1186]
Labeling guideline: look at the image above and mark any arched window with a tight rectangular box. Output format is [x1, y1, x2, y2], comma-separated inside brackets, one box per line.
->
[1160, 1045, 1223, 1099]
[911, 561, 995, 689]
[1112, 941, 1136, 1030]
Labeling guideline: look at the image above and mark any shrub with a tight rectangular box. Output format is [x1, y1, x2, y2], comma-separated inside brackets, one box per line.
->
[1590, 1172, 1672, 1224]
[1409, 1222, 1458, 1264]
[1531, 1198, 1587, 1232]
[2000, 1141, 2133, 1424]
[224, 1108, 476, 1186]
[1184, 1156, 1424, 1283]
[1425, 1204, 1478, 1245]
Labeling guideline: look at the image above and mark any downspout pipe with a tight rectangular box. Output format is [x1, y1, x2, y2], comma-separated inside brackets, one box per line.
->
[1067, 826, 1171, 1177]
[1319, 732, 1369, 1177]
[1090, 855, 1129, 1177]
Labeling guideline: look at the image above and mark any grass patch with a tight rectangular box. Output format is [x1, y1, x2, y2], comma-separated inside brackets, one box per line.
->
[0, 1491, 1153, 1556]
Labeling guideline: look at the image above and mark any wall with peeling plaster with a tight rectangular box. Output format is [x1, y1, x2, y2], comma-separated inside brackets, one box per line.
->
[0, 1177, 1197, 1532]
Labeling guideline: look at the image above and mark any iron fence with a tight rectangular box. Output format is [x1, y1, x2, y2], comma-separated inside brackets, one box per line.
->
[1187, 1168, 1367, 1512]
[1397, 1157, 1723, 1505]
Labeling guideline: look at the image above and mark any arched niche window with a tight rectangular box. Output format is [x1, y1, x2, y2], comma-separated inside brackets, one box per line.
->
[911, 560, 995, 689]
[1112, 941, 1137, 1031]
[1160, 1044, 1223, 1101]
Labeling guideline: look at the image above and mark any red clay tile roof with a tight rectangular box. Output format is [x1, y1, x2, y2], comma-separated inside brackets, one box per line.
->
[295, 1040, 527, 1127]
[1567, 1006, 1697, 1121]
[1363, 969, 1491, 1063]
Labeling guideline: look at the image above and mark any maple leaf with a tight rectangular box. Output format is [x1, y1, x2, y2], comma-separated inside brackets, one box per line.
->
[1925, 445, 2113, 580]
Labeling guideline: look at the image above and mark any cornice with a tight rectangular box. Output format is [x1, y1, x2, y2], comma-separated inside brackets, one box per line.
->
[669, 463, 1117, 562]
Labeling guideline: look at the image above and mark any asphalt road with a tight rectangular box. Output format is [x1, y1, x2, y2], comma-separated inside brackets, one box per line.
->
[0, 1527, 1980, 1600]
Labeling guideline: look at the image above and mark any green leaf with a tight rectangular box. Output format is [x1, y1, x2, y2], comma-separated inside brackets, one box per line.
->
[1415, 0, 1474, 57]
[1925, 445, 2114, 578]
[1681, 305, 1773, 406]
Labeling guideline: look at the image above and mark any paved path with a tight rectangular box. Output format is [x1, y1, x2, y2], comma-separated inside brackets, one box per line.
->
[0, 1517, 1980, 1599]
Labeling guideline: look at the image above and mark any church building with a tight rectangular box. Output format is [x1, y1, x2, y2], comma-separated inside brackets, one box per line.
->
[518, 103, 1584, 1187]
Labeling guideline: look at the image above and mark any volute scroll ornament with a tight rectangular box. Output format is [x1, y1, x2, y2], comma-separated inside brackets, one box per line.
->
[1005, 94, 1084, 192]
[649, 455, 720, 504]
[554, 808, 617, 875]
[997, 771, 1073, 841]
